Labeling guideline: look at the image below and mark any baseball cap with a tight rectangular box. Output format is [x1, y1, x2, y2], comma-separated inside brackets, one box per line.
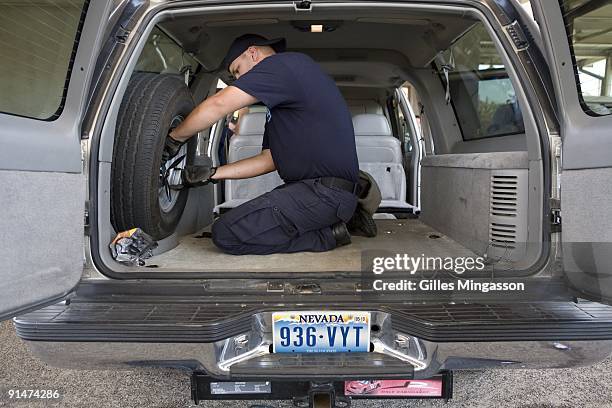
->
[221, 34, 287, 73]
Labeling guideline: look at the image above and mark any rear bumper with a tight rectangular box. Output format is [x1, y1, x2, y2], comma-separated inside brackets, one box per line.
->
[19, 336, 612, 380]
[15, 300, 612, 343]
[14, 301, 612, 379]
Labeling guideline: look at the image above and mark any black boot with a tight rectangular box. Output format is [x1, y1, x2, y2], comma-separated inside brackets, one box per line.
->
[331, 222, 351, 247]
[347, 206, 377, 237]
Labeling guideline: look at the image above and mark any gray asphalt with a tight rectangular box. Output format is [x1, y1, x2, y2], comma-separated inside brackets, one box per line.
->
[1, 320, 611, 408]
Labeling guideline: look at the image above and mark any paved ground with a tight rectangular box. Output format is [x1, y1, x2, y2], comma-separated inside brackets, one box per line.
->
[1, 320, 612, 408]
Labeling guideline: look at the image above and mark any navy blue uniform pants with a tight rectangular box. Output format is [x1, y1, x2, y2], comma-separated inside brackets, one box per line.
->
[211, 178, 358, 255]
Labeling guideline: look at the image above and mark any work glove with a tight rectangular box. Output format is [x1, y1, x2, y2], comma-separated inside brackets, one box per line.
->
[162, 133, 186, 165]
[169, 164, 218, 190]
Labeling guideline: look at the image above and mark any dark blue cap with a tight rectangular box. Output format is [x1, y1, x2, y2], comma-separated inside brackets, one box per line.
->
[222, 34, 286, 72]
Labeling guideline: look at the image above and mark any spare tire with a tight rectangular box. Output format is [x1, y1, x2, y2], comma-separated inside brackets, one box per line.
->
[111, 72, 197, 240]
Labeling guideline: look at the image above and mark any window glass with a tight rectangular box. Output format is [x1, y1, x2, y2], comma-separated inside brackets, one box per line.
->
[135, 26, 199, 76]
[560, 0, 612, 116]
[0, 0, 88, 120]
[436, 23, 525, 140]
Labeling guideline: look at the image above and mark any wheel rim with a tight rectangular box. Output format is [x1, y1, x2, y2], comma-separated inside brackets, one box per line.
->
[158, 115, 186, 213]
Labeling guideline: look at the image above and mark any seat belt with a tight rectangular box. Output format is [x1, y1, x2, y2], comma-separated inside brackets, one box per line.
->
[435, 51, 455, 105]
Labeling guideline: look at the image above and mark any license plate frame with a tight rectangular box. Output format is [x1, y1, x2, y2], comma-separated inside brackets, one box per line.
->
[272, 311, 371, 353]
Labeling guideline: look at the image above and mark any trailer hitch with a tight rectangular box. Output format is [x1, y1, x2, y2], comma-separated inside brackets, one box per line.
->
[190, 372, 452, 405]
[190, 374, 350, 407]
[293, 382, 350, 408]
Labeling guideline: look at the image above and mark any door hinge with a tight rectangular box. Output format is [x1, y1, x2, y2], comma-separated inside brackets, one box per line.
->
[504, 20, 530, 52]
[115, 26, 130, 44]
[551, 198, 561, 233]
[294, 0, 312, 11]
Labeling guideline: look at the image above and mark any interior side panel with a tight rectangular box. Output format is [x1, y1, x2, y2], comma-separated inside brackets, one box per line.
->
[451, 134, 528, 153]
[420, 152, 529, 263]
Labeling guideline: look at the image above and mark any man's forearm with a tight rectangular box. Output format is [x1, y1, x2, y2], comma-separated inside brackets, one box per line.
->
[212, 150, 275, 180]
[169, 86, 258, 142]
[169, 96, 224, 142]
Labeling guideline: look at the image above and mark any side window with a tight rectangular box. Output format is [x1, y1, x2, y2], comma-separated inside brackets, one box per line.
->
[560, 0, 612, 116]
[135, 26, 199, 77]
[436, 23, 525, 140]
[0, 0, 89, 120]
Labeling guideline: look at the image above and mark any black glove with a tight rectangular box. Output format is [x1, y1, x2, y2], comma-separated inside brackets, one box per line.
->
[162, 134, 186, 164]
[169, 164, 218, 190]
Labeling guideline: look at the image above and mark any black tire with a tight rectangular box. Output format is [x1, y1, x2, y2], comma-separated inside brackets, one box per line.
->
[111, 72, 196, 240]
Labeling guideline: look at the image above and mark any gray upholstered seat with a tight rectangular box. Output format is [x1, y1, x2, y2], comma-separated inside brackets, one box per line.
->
[214, 112, 283, 213]
[352, 114, 412, 208]
[215, 111, 412, 213]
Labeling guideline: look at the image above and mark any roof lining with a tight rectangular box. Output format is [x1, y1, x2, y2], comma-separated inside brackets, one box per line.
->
[155, 4, 479, 85]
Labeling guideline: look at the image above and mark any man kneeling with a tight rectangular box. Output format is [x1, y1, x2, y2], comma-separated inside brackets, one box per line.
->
[164, 34, 360, 255]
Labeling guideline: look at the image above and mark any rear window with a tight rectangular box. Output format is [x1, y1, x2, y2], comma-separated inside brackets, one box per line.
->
[436, 23, 525, 141]
[560, 0, 612, 116]
[0, 0, 89, 121]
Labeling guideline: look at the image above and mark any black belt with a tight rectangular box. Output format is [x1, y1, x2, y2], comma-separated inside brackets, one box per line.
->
[319, 176, 359, 195]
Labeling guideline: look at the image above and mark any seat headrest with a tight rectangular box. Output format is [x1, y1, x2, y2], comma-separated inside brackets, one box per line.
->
[236, 112, 266, 136]
[346, 99, 384, 116]
[352, 114, 392, 136]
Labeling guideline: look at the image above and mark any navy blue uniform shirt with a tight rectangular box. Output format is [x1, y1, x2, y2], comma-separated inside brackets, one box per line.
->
[232, 52, 359, 183]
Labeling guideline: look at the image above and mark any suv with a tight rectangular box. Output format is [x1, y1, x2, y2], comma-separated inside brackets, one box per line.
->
[1, 0, 612, 405]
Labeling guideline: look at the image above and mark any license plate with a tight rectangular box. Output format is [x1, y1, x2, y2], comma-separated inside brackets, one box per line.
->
[272, 311, 370, 353]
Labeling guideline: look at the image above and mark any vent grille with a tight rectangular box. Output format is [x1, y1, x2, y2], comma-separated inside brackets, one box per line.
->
[490, 175, 518, 249]
[491, 175, 518, 217]
[490, 222, 516, 249]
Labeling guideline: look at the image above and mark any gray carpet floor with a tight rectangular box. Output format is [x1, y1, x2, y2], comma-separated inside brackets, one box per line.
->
[146, 219, 475, 272]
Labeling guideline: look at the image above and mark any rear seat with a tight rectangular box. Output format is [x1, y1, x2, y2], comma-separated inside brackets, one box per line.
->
[214, 111, 411, 213]
[214, 112, 283, 213]
[352, 113, 412, 209]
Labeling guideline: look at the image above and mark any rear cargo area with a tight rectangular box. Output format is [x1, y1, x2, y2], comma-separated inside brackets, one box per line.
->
[148, 218, 476, 272]
[92, 3, 545, 277]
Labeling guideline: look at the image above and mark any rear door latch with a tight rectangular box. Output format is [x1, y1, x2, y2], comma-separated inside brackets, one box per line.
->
[294, 0, 312, 11]
[267, 282, 285, 293]
[294, 282, 321, 294]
